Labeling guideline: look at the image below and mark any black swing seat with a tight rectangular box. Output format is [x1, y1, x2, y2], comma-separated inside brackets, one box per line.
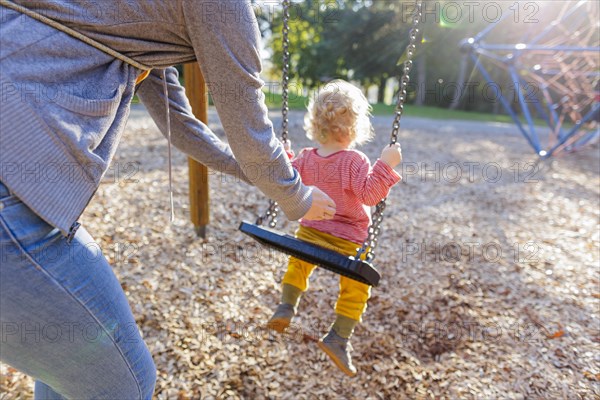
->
[239, 221, 381, 287]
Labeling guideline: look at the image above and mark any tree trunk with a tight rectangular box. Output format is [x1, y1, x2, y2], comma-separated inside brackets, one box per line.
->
[449, 53, 469, 110]
[377, 77, 387, 104]
[415, 53, 427, 106]
[493, 97, 501, 115]
[362, 80, 369, 99]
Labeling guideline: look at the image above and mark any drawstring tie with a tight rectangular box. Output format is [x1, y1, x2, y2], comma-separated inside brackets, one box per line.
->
[0, 0, 182, 232]
[161, 69, 175, 222]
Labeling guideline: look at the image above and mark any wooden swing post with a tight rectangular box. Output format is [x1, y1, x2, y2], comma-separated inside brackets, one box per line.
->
[183, 63, 210, 237]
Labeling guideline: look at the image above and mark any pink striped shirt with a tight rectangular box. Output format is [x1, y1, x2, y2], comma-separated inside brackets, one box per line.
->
[288, 148, 401, 243]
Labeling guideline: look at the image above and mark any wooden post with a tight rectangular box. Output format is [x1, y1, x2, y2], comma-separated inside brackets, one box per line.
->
[183, 63, 210, 237]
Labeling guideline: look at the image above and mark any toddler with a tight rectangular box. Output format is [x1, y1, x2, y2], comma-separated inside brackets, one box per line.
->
[267, 80, 402, 376]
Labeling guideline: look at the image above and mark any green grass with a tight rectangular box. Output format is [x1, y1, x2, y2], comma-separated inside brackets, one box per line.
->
[263, 90, 309, 111]
[263, 89, 543, 125]
[135, 87, 545, 127]
[371, 103, 528, 124]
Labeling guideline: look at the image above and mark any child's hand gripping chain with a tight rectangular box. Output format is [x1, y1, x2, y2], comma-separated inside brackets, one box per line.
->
[380, 143, 402, 168]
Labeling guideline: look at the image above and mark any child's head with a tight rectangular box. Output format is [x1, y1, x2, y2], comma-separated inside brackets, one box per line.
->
[304, 79, 374, 148]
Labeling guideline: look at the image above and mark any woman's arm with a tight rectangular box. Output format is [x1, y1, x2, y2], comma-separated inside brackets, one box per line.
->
[137, 67, 251, 184]
[181, 1, 313, 221]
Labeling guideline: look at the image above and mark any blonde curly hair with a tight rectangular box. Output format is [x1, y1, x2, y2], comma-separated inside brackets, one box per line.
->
[304, 79, 374, 147]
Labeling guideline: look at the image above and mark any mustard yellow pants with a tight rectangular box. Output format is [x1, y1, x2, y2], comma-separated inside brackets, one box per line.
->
[282, 225, 371, 321]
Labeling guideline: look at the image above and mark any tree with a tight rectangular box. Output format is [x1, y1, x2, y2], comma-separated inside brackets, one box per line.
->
[265, 1, 413, 94]
[266, 0, 335, 88]
[261, 0, 511, 114]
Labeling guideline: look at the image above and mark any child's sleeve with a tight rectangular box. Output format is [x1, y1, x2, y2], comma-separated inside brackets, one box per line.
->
[348, 156, 402, 206]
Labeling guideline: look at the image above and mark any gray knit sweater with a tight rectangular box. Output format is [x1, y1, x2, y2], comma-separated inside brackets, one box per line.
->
[0, 0, 312, 236]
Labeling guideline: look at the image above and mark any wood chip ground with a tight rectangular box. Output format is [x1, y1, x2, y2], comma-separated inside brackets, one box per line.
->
[2, 108, 599, 399]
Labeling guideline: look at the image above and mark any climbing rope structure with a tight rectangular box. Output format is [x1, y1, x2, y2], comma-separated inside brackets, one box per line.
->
[460, 0, 599, 158]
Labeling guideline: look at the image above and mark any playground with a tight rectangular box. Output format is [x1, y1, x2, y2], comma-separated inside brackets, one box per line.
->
[1, 0, 599, 398]
[2, 106, 598, 398]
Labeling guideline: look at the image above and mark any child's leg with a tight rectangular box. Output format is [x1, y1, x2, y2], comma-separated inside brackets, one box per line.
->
[334, 276, 371, 335]
[281, 256, 318, 305]
[318, 277, 371, 376]
[268, 257, 317, 333]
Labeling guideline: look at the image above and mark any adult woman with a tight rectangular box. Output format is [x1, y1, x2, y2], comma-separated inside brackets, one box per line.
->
[0, 0, 335, 398]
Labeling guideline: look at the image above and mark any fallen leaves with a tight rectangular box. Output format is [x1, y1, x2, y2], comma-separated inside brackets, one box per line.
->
[546, 329, 566, 340]
[2, 109, 599, 399]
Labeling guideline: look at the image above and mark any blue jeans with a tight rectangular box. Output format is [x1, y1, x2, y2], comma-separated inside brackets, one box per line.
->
[0, 182, 156, 399]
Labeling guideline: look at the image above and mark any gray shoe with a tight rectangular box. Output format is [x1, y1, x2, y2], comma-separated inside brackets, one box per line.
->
[318, 330, 357, 376]
[266, 303, 296, 333]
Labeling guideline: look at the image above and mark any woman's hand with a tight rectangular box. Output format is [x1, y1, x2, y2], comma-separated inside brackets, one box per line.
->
[302, 187, 337, 221]
[380, 143, 402, 168]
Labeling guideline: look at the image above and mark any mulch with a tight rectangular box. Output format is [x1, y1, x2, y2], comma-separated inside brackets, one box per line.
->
[2, 109, 599, 399]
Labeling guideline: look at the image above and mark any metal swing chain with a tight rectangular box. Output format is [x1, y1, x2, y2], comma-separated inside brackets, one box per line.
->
[256, 0, 291, 228]
[356, 0, 423, 262]
[280, 0, 291, 145]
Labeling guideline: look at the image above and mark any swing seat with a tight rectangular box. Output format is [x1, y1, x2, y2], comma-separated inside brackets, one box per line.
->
[239, 221, 381, 287]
